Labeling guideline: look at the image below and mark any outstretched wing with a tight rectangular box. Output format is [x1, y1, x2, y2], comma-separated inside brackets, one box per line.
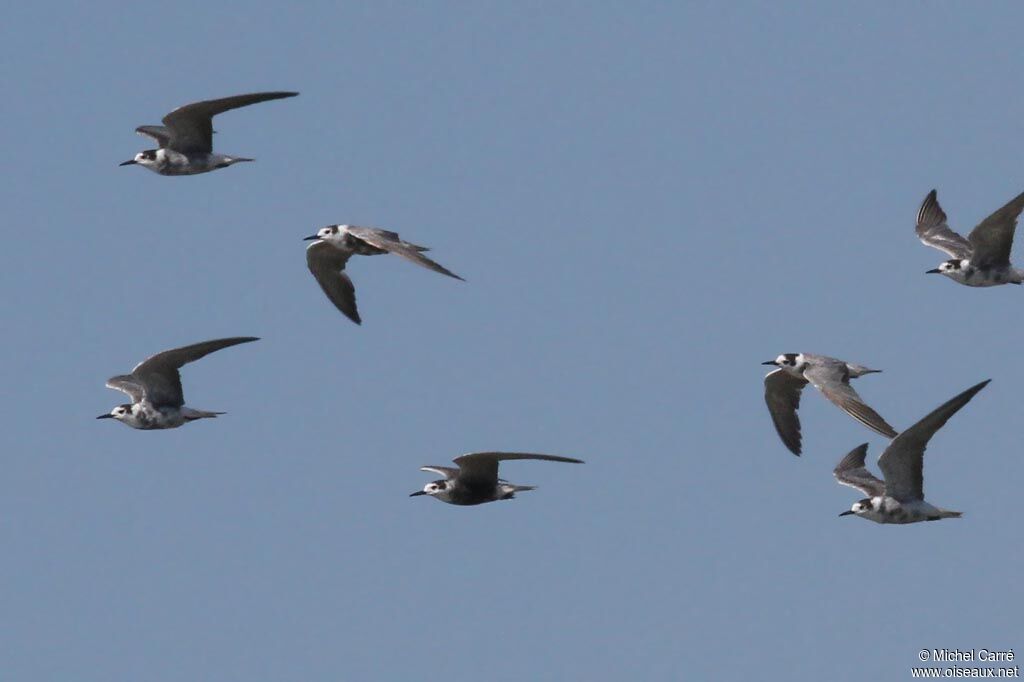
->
[306, 241, 360, 324]
[345, 226, 465, 281]
[804, 364, 898, 439]
[162, 91, 298, 154]
[833, 443, 886, 497]
[105, 375, 146, 403]
[878, 380, 989, 503]
[763, 368, 807, 455]
[135, 125, 172, 148]
[916, 189, 972, 259]
[453, 452, 584, 486]
[967, 190, 1024, 268]
[420, 466, 460, 480]
[130, 337, 259, 408]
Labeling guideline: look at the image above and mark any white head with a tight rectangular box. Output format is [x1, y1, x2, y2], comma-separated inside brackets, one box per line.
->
[927, 259, 967, 278]
[762, 353, 806, 375]
[119, 149, 160, 171]
[97, 404, 132, 423]
[303, 224, 349, 244]
[839, 498, 873, 518]
[409, 480, 452, 502]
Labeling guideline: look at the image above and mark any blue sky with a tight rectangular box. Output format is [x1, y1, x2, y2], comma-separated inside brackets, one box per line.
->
[2, 3, 1021, 680]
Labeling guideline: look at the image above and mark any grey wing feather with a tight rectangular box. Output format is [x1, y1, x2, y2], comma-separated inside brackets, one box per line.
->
[833, 443, 886, 497]
[966, 190, 1024, 268]
[135, 125, 172, 147]
[420, 466, 460, 479]
[105, 375, 146, 403]
[804, 364, 898, 439]
[130, 337, 259, 408]
[454, 452, 584, 484]
[346, 227, 465, 281]
[763, 368, 807, 455]
[306, 241, 360, 324]
[162, 91, 298, 154]
[916, 190, 972, 259]
[362, 229, 428, 252]
[878, 380, 989, 503]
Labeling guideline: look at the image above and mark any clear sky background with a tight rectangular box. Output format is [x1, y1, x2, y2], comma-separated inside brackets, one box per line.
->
[2, 3, 1022, 680]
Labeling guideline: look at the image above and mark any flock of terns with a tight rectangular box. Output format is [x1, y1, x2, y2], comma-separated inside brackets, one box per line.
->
[762, 187, 1024, 523]
[103, 91, 581, 506]
[102, 90, 1024, 517]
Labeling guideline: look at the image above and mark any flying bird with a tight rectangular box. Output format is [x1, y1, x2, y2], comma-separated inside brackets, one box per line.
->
[97, 337, 258, 429]
[835, 379, 989, 524]
[410, 452, 583, 505]
[304, 224, 464, 325]
[762, 353, 897, 455]
[917, 188, 1024, 286]
[120, 91, 298, 175]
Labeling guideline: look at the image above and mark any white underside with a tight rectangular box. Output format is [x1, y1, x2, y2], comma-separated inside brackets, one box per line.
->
[857, 496, 958, 524]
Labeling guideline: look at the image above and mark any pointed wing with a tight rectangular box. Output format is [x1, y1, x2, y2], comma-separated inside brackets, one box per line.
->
[345, 226, 465, 281]
[105, 375, 146, 403]
[420, 466, 460, 480]
[916, 189, 972, 259]
[453, 452, 584, 486]
[763, 368, 807, 455]
[162, 91, 298, 154]
[135, 125, 172, 148]
[878, 380, 989, 503]
[966, 190, 1024, 268]
[833, 443, 886, 497]
[306, 241, 360, 324]
[804, 363, 898, 439]
[129, 337, 259, 408]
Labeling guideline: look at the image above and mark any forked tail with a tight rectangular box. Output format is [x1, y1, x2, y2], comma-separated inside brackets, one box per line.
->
[499, 484, 537, 500]
[182, 407, 226, 421]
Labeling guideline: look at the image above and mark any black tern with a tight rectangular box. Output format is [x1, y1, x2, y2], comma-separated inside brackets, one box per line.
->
[304, 224, 464, 325]
[917, 188, 1024, 286]
[410, 452, 584, 505]
[762, 353, 898, 456]
[120, 92, 298, 175]
[97, 337, 259, 429]
[835, 379, 989, 524]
